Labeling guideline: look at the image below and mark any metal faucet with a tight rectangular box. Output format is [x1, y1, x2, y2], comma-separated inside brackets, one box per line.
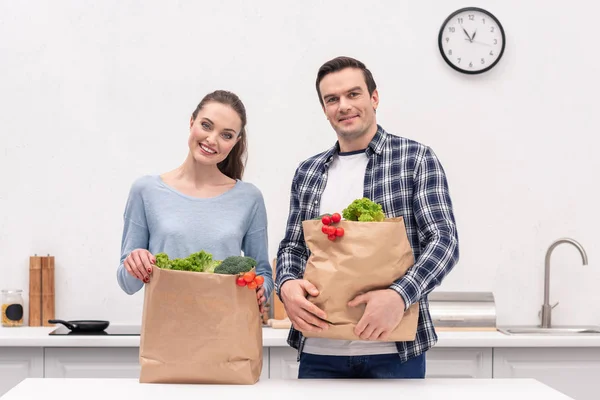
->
[540, 238, 588, 328]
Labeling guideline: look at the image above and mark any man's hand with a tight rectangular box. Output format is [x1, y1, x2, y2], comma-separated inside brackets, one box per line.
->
[348, 289, 406, 341]
[280, 279, 329, 333]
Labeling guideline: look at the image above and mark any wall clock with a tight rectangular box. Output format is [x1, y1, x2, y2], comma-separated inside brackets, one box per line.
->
[438, 7, 506, 74]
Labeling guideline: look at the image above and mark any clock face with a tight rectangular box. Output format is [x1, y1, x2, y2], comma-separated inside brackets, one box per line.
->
[439, 7, 506, 74]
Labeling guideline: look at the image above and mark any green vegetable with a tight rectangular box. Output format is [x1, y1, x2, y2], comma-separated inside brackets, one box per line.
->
[213, 256, 256, 275]
[154, 250, 219, 273]
[342, 197, 385, 222]
[204, 260, 222, 273]
[155, 253, 170, 269]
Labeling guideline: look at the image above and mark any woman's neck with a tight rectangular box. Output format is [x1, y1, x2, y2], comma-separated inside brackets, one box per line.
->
[166, 154, 233, 188]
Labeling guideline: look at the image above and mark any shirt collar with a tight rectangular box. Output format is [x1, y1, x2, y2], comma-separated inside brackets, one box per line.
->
[367, 124, 387, 156]
[323, 124, 386, 167]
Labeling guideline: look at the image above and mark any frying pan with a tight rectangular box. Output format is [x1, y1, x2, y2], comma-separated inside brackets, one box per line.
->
[48, 319, 110, 332]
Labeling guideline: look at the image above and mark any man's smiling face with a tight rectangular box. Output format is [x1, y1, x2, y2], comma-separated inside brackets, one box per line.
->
[319, 67, 379, 141]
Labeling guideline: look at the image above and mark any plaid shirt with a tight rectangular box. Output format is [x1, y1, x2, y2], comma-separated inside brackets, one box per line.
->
[275, 125, 459, 362]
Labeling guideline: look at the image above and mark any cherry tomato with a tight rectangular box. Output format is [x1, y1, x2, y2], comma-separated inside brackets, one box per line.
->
[331, 213, 341, 223]
[327, 225, 336, 235]
[322, 225, 330, 234]
[236, 277, 247, 286]
[254, 275, 265, 286]
[243, 271, 256, 283]
[327, 234, 336, 241]
[247, 280, 258, 290]
[335, 227, 344, 237]
[321, 215, 332, 225]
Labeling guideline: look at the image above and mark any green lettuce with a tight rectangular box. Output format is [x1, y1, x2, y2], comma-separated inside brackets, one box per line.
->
[342, 197, 385, 222]
[154, 250, 221, 273]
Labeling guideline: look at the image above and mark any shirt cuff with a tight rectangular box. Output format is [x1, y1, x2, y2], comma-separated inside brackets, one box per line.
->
[389, 274, 421, 311]
[275, 274, 297, 303]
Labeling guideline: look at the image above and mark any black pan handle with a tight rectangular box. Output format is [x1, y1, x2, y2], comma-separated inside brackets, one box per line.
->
[48, 319, 77, 330]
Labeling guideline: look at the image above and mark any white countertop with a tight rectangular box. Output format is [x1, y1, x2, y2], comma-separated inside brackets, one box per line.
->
[2, 325, 600, 348]
[0, 378, 574, 400]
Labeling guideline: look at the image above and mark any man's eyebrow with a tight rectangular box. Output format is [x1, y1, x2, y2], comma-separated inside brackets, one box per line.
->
[346, 86, 362, 93]
[323, 86, 363, 100]
[202, 117, 236, 133]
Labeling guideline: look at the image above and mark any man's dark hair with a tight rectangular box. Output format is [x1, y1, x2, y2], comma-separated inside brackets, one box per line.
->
[315, 56, 377, 107]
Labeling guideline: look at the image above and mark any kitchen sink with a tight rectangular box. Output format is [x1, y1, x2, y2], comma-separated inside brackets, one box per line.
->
[498, 326, 600, 335]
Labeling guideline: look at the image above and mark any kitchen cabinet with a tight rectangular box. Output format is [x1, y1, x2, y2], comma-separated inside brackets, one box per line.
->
[43, 347, 269, 381]
[425, 348, 492, 378]
[44, 348, 141, 378]
[269, 347, 492, 379]
[2, 342, 599, 399]
[0, 347, 44, 397]
[269, 347, 300, 379]
[493, 348, 600, 400]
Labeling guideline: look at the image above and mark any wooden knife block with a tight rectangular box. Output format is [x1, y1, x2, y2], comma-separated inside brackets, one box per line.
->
[271, 258, 287, 320]
[29, 255, 55, 326]
[28, 256, 42, 326]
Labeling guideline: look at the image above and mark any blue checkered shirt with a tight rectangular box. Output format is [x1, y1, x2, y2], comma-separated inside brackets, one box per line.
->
[275, 125, 460, 362]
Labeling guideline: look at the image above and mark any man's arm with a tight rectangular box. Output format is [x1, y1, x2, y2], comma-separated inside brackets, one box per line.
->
[275, 168, 329, 332]
[275, 169, 309, 301]
[389, 146, 460, 309]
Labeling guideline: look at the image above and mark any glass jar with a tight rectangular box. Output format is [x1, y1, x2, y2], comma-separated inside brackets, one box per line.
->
[1, 289, 24, 327]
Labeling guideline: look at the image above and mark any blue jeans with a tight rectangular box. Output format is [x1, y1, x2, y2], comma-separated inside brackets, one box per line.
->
[298, 352, 426, 379]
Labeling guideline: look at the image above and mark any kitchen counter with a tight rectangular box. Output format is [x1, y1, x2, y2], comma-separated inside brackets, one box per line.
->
[2, 325, 600, 348]
[0, 378, 573, 400]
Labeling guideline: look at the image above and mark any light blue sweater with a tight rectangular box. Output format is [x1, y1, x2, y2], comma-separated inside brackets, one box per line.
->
[116, 175, 273, 302]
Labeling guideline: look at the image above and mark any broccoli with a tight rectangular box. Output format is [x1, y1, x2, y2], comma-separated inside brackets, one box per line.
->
[342, 197, 385, 222]
[213, 256, 256, 275]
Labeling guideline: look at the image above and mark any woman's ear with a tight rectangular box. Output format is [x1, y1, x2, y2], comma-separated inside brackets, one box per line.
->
[189, 116, 195, 129]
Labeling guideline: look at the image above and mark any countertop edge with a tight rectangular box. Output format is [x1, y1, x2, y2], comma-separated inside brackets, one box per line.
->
[2, 327, 600, 348]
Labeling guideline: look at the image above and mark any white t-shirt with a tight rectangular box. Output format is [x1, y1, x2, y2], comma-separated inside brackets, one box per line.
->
[302, 149, 398, 356]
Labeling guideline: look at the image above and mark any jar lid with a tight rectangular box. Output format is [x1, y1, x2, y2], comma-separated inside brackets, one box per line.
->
[1, 289, 23, 293]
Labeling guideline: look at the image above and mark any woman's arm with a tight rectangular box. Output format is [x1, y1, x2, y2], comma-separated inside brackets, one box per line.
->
[241, 191, 274, 302]
[117, 181, 150, 295]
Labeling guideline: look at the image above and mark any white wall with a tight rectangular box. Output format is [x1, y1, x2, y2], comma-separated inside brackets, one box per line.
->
[0, 1, 598, 327]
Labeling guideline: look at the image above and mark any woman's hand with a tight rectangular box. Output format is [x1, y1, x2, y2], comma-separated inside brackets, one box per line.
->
[256, 285, 266, 314]
[124, 249, 155, 283]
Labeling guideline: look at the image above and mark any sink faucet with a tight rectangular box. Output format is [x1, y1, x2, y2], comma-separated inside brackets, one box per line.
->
[540, 238, 588, 328]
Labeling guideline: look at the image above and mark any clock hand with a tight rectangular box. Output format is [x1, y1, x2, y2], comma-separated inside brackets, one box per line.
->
[464, 38, 492, 46]
[462, 27, 472, 42]
[471, 29, 477, 41]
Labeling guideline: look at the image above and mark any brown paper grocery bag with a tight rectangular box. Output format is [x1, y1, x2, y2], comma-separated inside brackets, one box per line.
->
[300, 217, 419, 341]
[139, 266, 262, 384]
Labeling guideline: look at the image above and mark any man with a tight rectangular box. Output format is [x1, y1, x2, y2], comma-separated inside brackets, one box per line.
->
[275, 56, 460, 379]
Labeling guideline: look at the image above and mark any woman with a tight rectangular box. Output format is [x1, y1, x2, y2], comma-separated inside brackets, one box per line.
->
[116, 90, 272, 312]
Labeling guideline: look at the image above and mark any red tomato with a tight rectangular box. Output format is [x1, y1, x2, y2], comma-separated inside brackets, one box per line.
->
[331, 213, 341, 223]
[322, 225, 330, 234]
[247, 280, 258, 290]
[327, 234, 336, 241]
[327, 225, 336, 235]
[335, 227, 344, 237]
[243, 271, 256, 283]
[236, 277, 247, 286]
[321, 215, 332, 225]
[254, 275, 265, 286]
